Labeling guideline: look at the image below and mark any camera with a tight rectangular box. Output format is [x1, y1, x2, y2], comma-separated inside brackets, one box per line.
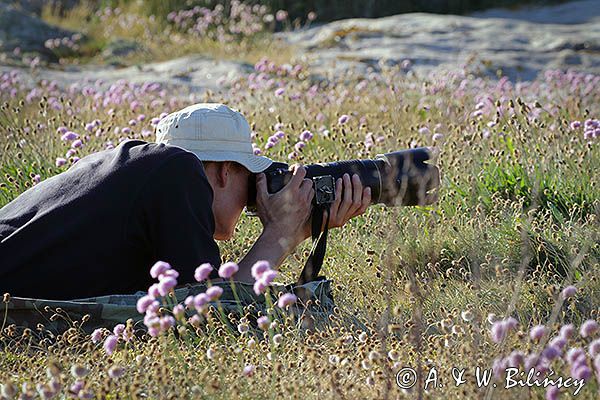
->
[246, 147, 440, 213]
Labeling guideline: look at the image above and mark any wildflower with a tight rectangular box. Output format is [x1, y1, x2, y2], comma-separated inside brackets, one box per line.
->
[580, 320, 599, 338]
[251, 260, 270, 280]
[253, 279, 267, 295]
[571, 365, 591, 380]
[460, 310, 474, 322]
[136, 295, 155, 313]
[157, 276, 177, 296]
[257, 316, 269, 330]
[299, 130, 313, 141]
[570, 121, 581, 130]
[194, 293, 209, 309]
[490, 321, 507, 343]
[432, 133, 444, 141]
[173, 304, 185, 319]
[549, 336, 566, 350]
[560, 324, 575, 339]
[113, 324, 125, 336]
[148, 283, 160, 298]
[329, 354, 340, 364]
[541, 345, 560, 361]
[61, 131, 79, 141]
[560, 285, 577, 300]
[70, 364, 89, 378]
[108, 365, 125, 379]
[56, 126, 68, 135]
[160, 316, 175, 331]
[277, 293, 297, 308]
[91, 328, 104, 343]
[55, 157, 67, 167]
[275, 10, 288, 21]
[218, 262, 239, 278]
[388, 350, 399, 361]
[261, 269, 278, 285]
[242, 364, 255, 377]
[274, 87, 285, 96]
[273, 333, 283, 345]
[566, 347, 586, 365]
[545, 385, 559, 400]
[338, 114, 349, 124]
[530, 325, 547, 342]
[150, 261, 171, 278]
[195, 263, 213, 282]
[588, 339, 600, 357]
[103, 335, 118, 355]
[237, 323, 249, 334]
[161, 269, 179, 280]
[361, 359, 372, 370]
[358, 331, 368, 342]
[206, 347, 215, 360]
[206, 286, 223, 300]
[294, 141, 305, 152]
[418, 127, 430, 135]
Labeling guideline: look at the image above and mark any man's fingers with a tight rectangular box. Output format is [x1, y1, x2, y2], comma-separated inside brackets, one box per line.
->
[300, 178, 313, 203]
[353, 186, 371, 217]
[286, 164, 306, 190]
[337, 173, 352, 218]
[349, 174, 363, 214]
[256, 173, 268, 202]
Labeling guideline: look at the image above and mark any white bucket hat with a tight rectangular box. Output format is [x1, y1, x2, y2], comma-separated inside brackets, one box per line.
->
[155, 103, 273, 173]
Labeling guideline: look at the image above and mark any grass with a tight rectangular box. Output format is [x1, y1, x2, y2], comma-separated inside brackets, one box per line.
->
[1, 2, 600, 399]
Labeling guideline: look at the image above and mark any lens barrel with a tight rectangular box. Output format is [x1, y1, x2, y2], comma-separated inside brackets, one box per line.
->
[246, 147, 439, 211]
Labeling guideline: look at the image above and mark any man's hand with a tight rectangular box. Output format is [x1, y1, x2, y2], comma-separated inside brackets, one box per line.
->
[255, 164, 314, 251]
[327, 173, 371, 228]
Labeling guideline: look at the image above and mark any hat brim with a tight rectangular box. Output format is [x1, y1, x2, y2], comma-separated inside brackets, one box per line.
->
[189, 150, 273, 173]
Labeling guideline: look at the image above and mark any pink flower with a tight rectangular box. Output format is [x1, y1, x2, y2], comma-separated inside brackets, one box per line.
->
[150, 261, 171, 278]
[560, 324, 575, 339]
[194, 263, 213, 282]
[530, 325, 547, 342]
[277, 293, 297, 308]
[545, 386, 559, 400]
[136, 295, 155, 313]
[561, 285, 577, 300]
[253, 279, 267, 295]
[275, 10, 288, 21]
[173, 304, 185, 319]
[206, 286, 223, 300]
[570, 121, 581, 130]
[160, 269, 179, 280]
[194, 293, 209, 309]
[588, 339, 600, 357]
[257, 316, 269, 330]
[299, 130, 313, 141]
[251, 261, 270, 280]
[91, 328, 104, 343]
[338, 114, 349, 124]
[274, 87, 285, 96]
[160, 316, 175, 331]
[113, 324, 125, 336]
[104, 335, 118, 355]
[218, 262, 239, 278]
[148, 283, 160, 298]
[55, 157, 67, 167]
[60, 131, 79, 141]
[242, 364, 255, 377]
[261, 269, 278, 285]
[157, 277, 177, 296]
[580, 320, 599, 338]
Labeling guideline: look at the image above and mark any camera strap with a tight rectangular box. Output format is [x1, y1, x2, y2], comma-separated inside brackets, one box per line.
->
[296, 205, 330, 286]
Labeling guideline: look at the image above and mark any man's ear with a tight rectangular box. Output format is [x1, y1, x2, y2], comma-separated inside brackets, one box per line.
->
[214, 162, 231, 189]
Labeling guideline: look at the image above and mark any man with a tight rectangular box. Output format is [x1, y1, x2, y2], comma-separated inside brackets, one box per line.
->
[0, 103, 370, 300]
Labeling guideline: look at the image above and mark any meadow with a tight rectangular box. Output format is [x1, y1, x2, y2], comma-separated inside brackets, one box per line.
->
[1, 2, 599, 399]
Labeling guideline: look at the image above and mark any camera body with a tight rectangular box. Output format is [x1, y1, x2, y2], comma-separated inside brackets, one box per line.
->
[246, 147, 439, 214]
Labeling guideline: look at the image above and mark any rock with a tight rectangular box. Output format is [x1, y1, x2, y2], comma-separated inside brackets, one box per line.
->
[279, 0, 600, 81]
[0, 2, 76, 59]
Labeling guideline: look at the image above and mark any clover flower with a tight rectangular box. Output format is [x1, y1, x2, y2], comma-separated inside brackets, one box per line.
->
[257, 316, 269, 330]
[580, 320, 598, 338]
[150, 261, 171, 279]
[530, 325, 547, 342]
[251, 260, 270, 280]
[206, 286, 223, 300]
[157, 276, 177, 296]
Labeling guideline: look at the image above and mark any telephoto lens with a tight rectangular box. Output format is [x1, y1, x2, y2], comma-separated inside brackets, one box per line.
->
[246, 147, 439, 213]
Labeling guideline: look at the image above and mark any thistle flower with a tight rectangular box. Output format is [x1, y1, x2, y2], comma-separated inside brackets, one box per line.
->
[148, 283, 160, 298]
[193, 293, 209, 309]
[294, 141, 305, 152]
[71, 139, 82, 149]
[55, 157, 67, 167]
[277, 293, 297, 308]
[560, 324, 575, 339]
[103, 335, 118, 355]
[113, 324, 125, 336]
[218, 262, 239, 278]
[150, 261, 171, 278]
[108, 365, 125, 379]
[172, 304, 185, 319]
[253, 279, 267, 295]
[60, 131, 78, 141]
[273, 333, 283, 345]
[70, 364, 89, 378]
[338, 114, 349, 125]
[274, 87, 285, 96]
[299, 130, 313, 141]
[194, 263, 213, 282]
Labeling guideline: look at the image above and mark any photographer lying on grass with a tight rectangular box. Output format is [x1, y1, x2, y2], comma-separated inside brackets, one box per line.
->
[0, 103, 370, 300]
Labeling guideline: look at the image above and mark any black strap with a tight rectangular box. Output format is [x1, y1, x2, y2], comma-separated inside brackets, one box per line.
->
[296, 205, 330, 287]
